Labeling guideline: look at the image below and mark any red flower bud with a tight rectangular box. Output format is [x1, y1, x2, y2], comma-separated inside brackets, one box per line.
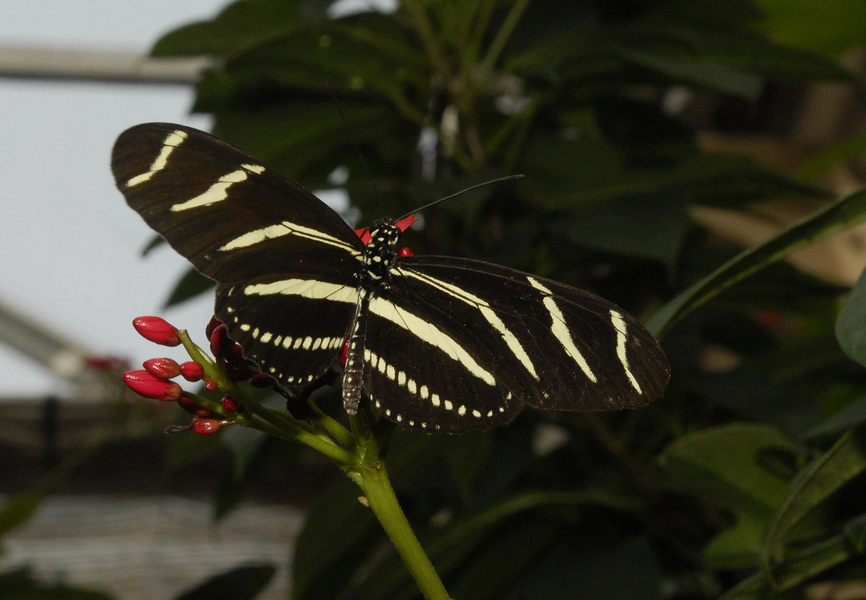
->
[133, 316, 180, 346]
[192, 417, 221, 435]
[179, 361, 205, 382]
[143, 357, 181, 379]
[204, 380, 219, 392]
[177, 396, 215, 417]
[123, 370, 182, 401]
[221, 396, 239, 412]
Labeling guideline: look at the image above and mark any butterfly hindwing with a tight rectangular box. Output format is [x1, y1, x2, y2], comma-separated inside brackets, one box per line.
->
[363, 256, 668, 431]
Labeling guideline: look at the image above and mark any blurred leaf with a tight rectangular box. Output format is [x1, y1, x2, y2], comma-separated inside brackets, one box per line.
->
[796, 130, 866, 181]
[291, 476, 380, 600]
[441, 430, 493, 504]
[720, 526, 864, 599]
[517, 536, 662, 600]
[152, 0, 331, 56]
[447, 520, 559, 600]
[657, 424, 793, 568]
[649, 186, 866, 338]
[803, 395, 866, 440]
[763, 429, 866, 565]
[552, 194, 691, 271]
[0, 493, 42, 542]
[754, 0, 866, 56]
[214, 433, 301, 521]
[164, 268, 215, 308]
[174, 564, 275, 600]
[0, 567, 115, 600]
[843, 512, 866, 550]
[836, 266, 866, 366]
[166, 423, 225, 471]
[658, 424, 793, 508]
[141, 234, 165, 256]
[615, 47, 763, 99]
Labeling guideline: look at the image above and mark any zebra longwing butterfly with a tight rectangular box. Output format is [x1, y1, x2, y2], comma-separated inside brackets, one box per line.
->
[112, 123, 669, 433]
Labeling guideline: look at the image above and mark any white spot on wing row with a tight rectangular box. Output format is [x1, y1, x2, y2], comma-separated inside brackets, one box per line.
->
[219, 220, 362, 260]
[610, 310, 642, 393]
[396, 268, 540, 380]
[364, 348, 500, 427]
[527, 277, 598, 384]
[125, 130, 188, 187]
[367, 296, 496, 387]
[170, 163, 266, 213]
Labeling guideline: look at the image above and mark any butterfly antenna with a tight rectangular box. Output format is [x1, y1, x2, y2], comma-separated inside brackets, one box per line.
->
[327, 82, 382, 206]
[395, 174, 524, 222]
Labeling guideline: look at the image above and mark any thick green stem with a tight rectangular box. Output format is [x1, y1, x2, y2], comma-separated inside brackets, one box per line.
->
[357, 463, 451, 600]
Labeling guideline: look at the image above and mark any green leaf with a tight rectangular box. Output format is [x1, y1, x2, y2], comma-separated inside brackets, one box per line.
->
[551, 194, 692, 272]
[656, 424, 793, 568]
[762, 429, 866, 565]
[836, 265, 866, 366]
[165, 422, 225, 471]
[164, 268, 215, 308]
[517, 536, 663, 600]
[721, 527, 864, 599]
[0, 492, 42, 541]
[754, 0, 866, 56]
[803, 395, 866, 440]
[0, 566, 116, 599]
[174, 564, 275, 600]
[291, 476, 380, 600]
[152, 0, 331, 57]
[614, 47, 763, 99]
[648, 186, 866, 338]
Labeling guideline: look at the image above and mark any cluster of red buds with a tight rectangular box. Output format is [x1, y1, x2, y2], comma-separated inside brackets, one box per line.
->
[122, 316, 246, 435]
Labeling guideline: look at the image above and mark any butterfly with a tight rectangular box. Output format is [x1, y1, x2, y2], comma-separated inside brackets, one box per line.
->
[112, 123, 669, 433]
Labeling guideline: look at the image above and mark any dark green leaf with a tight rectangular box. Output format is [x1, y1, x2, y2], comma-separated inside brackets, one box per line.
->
[174, 564, 275, 600]
[164, 268, 215, 308]
[517, 536, 662, 600]
[657, 424, 793, 568]
[152, 0, 331, 57]
[836, 265, 866, 366]
[0, 566, 115, 599]
[0, 493, 42, 541]
[649, 186, 866, 338]
[762, 429, 866, 566]
[803, 395, 866, 440]
[291, 476, 380, 600]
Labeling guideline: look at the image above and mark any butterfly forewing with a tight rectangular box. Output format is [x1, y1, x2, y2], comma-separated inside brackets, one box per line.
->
[111, 123, 364, 284]
[113, 122, 670, 434]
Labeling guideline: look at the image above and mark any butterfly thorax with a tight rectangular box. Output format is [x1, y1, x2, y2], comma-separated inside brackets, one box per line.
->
[361, 220, 400, 287]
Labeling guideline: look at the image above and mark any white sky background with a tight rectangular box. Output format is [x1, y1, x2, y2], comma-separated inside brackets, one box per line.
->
[0, 0, 245, 397]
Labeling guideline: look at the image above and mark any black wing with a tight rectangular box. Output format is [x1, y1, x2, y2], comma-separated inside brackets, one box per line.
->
[112, 123, 364, 381]
[362, 256, 669, 432]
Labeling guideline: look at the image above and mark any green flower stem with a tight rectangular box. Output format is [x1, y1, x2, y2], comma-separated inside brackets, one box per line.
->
[308, 399, 358, 450]
[355, 462, 451, 600]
